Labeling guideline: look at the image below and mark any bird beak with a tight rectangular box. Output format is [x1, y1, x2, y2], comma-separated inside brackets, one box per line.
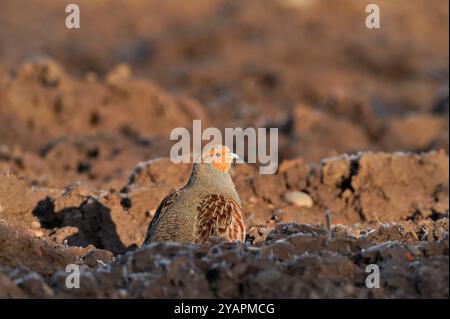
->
[226, 152, 240, 162]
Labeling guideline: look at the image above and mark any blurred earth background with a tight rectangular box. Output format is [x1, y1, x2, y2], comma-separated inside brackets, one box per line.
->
[0, 0, 448, 298]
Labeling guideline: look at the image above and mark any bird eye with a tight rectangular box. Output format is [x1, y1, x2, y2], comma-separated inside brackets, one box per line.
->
[215, 152, 221, 157]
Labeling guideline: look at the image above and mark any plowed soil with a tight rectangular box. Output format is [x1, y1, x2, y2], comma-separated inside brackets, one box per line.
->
[0, 0, 448, 298]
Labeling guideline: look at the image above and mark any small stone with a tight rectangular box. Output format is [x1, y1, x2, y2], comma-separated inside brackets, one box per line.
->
[81, 249, 114, 268]
[106, 64, 131, 84]
[343, 283, 355, 294]
[33, 230, 44, 237]
[31, 221, 41, 229]
[342, 189, 352, 199]
[118, 289, 128, 298]
[283, 191, 313, 208]
[148, 209, 156, 217]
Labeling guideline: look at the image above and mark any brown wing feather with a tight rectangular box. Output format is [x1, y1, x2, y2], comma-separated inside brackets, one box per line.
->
[194, 194, 245, 243]
[143, 190, 180, 245]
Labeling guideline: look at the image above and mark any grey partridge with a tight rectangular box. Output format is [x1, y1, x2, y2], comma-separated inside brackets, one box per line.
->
[143, 144, 245, 244]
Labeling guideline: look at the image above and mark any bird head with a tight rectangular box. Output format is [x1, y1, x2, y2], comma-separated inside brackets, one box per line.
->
[201, 144, 239, 173]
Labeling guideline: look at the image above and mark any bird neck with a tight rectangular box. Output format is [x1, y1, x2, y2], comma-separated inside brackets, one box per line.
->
[187, 163, 239, 201]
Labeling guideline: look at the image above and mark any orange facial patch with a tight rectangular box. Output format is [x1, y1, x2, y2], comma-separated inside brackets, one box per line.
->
[209, 146, 231, 172]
